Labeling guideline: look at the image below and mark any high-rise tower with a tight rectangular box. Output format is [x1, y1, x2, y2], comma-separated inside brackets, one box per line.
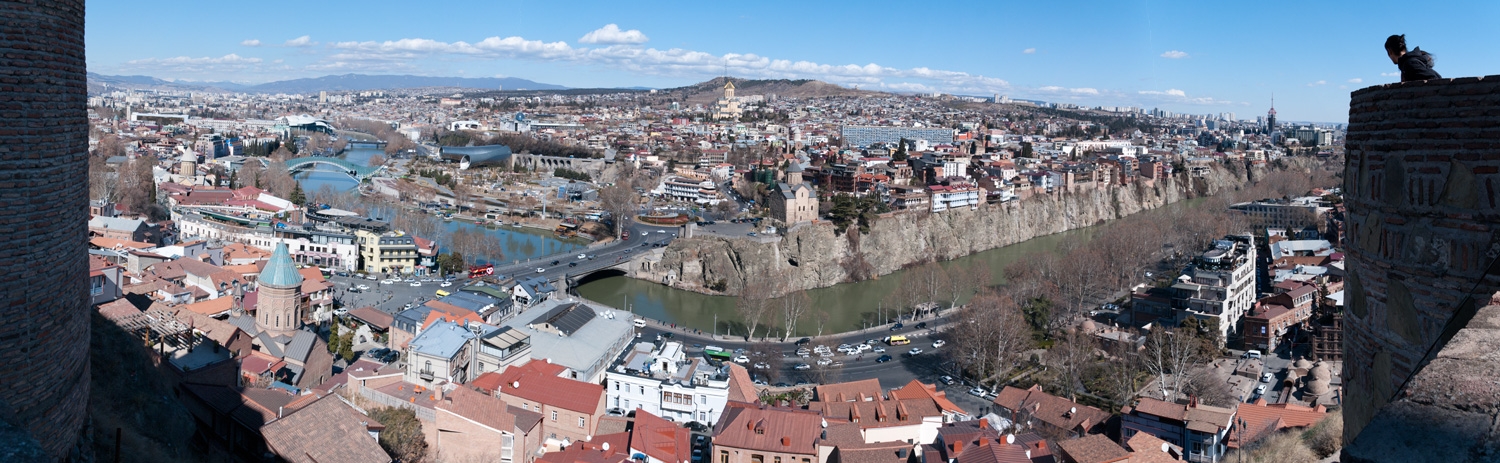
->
[1267, 95, 1277, 132]
[255, 243, 304, 340]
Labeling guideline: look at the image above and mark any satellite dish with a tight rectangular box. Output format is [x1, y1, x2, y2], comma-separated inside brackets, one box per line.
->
[603, 442, 610, 451]
[1005, 434, 1014, 444]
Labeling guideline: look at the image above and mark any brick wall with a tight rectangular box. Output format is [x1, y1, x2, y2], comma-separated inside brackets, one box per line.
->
[0, 0, 90, 459]
[1341, 75, 1500, 443]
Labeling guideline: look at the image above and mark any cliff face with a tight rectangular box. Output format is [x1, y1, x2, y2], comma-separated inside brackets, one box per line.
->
[644, 161, 1282, 296]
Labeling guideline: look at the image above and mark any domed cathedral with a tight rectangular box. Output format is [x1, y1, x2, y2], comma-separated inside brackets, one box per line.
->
[226, 242, 334, 388]
[712, 79, 743, 120]
[256, 243, 304, 339]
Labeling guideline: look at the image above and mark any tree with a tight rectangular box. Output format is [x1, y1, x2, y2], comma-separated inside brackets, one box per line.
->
[437, 252, 467, 276]
[368, 407, 427, 463]
[735, 268, 777, 341]
[239, 159, 264, 189]
[118, 154, 159, 214]
[289, 182, 307, 207]
[88, 154, 118, 202]
[892, 138, 909, 162]
[748, 342, 784, 383]
[368, 154, 387, 168]
[1142, 327, 1208, 402]
[263, 158, 296, 199]
[1049, 328, 1094, 401]
[598, 184, 637, 239]
[776, 290, 811, 341]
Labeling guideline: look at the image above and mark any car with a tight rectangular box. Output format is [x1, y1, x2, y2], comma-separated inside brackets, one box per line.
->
[588, 254, 596, 260]
[747, 232, 757, 237]
[875, 355, 893, 363]
[969, 387, 987, 397]
[1261, 372, 1272, 383]
[536, 268, 546, 273]
[940, 375, 954, 385]
[578, 254, 587, 260]
[932, 340, 946, 348]
[356, 284, 370, 290]
[774, 382, 792, 388]
[410, 281, 421, 287]
[660, 333, 674, 339]
[889, 323, 904, 331]
[732, 355, 750, 364]
[632, 318, 647, 328]
[753, 362, 770, 370]
[794, 363, 811, 370]
[907, 348, 924, 356]
[569, 262, 577, 267]
[915, 322, 928, 329]
[753, 379, 767, 386]
[1255, 384, 1267, 394]
[795, 338, 811, 345]
[1244, 350, 1263, 359]
[440, 281, 452, 287]
[871, 346, 886, 353]
[551, 260, 560, 266]
[365, 275, 378, 281]
[816, 357, 832, 366]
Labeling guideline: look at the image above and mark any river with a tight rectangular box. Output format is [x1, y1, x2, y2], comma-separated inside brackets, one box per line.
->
[576, 198, 1207, 336]
[295, 144, 586, 262]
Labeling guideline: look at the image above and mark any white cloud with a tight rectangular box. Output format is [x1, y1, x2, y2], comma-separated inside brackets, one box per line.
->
[1307, 80, 1327, 87]
[579, 24, 649, 45]
[241, 39, 261, 47]
[284, 35, 315, 47]
[1381, 71, 1399, 77]
[1139, 89, 1187, 97]
[122, 54, 265, 75]
[1022, 48, 1036, 54]
[1160, 50, 1188, 59]
[1348, 78, 1363, 84]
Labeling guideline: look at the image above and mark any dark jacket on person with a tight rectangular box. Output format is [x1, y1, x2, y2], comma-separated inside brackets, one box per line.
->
[1398, 48, 1441, 82]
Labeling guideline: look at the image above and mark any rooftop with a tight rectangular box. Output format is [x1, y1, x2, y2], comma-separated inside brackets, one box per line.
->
[409, 319, 477, 360]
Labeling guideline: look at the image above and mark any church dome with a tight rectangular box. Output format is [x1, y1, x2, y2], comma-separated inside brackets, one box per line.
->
[258, 242, 304, 288]
[1293, 358, 1313, 370]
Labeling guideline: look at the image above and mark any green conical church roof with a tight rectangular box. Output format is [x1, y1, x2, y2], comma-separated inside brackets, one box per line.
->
[258, 242, 304, 288]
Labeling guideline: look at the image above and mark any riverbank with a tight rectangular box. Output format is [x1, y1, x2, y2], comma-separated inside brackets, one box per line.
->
[648, 160, 1307, 296]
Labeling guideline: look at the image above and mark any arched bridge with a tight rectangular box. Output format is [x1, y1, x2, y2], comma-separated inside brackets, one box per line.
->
[252, 157, 386, 180]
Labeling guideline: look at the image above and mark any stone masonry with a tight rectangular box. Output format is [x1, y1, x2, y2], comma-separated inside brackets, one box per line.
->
[1341, 75, 1500, 445]
[0, 0, 91, 460]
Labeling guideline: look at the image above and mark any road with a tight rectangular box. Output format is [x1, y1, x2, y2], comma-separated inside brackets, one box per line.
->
[486, 221, 681, 283]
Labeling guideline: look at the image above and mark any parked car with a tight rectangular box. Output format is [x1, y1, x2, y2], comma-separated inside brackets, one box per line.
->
[409, 281, 421, 287]
[795, 338, 811, 345]
[1255, 384, 1267, 394]
[732, 355, 750, 364]
[875, 355, 893, 363]
[816, 358, 833, 366]
[753, 362, 770, 370]
[969, 387, 987, 397]
[1260, 372, 1272, 383]
[794, 363, 811, 370]
[940, 375, 954, 385]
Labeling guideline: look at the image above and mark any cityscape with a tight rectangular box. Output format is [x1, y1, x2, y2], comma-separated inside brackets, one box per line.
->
[3, 2, 1499, 463]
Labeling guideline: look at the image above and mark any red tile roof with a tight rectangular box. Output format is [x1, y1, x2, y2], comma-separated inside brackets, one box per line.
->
[711, 401, 823, 456]
[484, 360, 603, 414]
[438, 385, 517, 432]
[725, 364, 759, 403]
[1054, 434, 1130, 463]
[889, 379, 965, 416]
[815, 378, 884, 402]
[630, 409, 691, 463]
[261, 393, 391, 463]
[991, 385, 1110, 435]
[1225, 400, 1327, 449]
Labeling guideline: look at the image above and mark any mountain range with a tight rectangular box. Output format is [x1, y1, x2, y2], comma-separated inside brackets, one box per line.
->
[87, 72, 567, 94]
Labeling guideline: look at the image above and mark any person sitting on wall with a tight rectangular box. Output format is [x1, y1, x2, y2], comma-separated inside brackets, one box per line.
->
[1386, 34, 1441, 82]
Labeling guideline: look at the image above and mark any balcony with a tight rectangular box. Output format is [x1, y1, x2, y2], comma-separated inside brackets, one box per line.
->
[418, 369, 435, 381]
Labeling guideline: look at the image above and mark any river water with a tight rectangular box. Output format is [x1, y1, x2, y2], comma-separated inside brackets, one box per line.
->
[577, 198, 1206, 336]
[294, 145, 586, 262]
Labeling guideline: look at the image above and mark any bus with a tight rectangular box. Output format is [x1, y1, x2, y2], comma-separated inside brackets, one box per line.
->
[884, 335, 911, 346]
[703, 346, 733, 362]
[468, 264, 494, 279]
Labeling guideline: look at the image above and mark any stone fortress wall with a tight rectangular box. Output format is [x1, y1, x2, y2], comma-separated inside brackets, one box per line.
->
[0, 0, 91, 460]
[1341, 75, 1500, 446]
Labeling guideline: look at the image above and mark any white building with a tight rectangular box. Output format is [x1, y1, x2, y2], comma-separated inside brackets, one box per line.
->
[929, 183, 982, 213]
[1171, 235, 1258, 344]
[604, 341, 752, 426]
[655, 176, 721, 204]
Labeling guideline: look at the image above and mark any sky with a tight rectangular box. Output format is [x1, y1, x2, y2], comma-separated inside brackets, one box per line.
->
[87, 0, 1500, 123]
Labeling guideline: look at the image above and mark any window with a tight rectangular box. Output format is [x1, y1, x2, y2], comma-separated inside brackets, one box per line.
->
[775, 457, 781, 463]
[614, 381, 620, 391]
[700, 394, 707, 404]
[578, 417, 586, 428]
[501, 434, 515, 462]
[751, 455, 763, 463]
[721, 451, 729, 463]
[552, 411, 558, 421]
[639, 386, 645, 395]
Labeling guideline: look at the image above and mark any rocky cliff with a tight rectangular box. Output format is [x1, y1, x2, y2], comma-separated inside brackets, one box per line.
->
[640, 160, 1299, 296]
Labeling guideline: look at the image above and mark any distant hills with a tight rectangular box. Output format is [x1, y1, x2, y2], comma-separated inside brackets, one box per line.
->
[86, 72, 884, 102]
[87, 72, 567, 94]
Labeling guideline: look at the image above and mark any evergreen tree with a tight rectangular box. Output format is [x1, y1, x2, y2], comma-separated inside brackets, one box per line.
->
[289, 182, 307, 206]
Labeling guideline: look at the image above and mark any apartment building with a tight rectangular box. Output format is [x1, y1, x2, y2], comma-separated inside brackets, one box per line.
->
[1170, 235, 1257, 344]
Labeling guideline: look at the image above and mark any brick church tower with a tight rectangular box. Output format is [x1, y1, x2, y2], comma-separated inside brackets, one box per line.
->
[256, 243, 304, 340]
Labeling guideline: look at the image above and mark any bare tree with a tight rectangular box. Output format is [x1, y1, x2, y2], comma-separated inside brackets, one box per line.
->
[88, 154, 118, 202]
[263, 158, 296, 199]
[777, 289, 811, 341]
[368, 154, 387, 168]
[1142, 327, 1208, 402]
[118, 154, 159, 214]
[735, 268, 777, 341]
[598, 183, 637, 239]
[238, 159, 264, 189]
[1048, 327, 1094, 402]
[748, 342, 784, 383]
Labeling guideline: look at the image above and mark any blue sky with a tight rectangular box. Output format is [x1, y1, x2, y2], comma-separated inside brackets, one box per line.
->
[87, 0, 1499, 122]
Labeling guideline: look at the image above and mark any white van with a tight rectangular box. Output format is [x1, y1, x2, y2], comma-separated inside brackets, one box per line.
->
[1244, 350, 1262, 359]
[632, 318, 647, 328]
